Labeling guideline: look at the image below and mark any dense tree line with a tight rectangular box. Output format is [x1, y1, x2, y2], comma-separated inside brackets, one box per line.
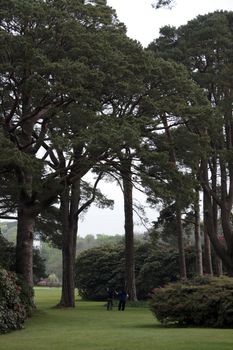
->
[1, 0, 233, 311]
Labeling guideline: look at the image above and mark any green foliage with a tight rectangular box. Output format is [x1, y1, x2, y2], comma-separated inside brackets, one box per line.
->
[0, 269, 27, 333]
[75, 241, 196, 300]
[75, 244, 125, 300]
[33, 248, 47, 284]
[16, 274, 34, 317]
[46, 274, 61, 287]
[150, 276, 233, 328]
[1, 225, 47, 283]
[0, 232, 15, 270]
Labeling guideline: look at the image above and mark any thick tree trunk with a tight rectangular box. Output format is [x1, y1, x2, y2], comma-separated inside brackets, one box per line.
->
[15, 159, 36, 287]
[16, 204, 35, 287]
[58, 181, 80, 308]
[120, 154, 137, 301]
[175, 205, 187, 280]
[194, 190, 203, 276]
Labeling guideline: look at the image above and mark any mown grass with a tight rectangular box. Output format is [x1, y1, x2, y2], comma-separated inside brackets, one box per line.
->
[1, 288, 233, 350]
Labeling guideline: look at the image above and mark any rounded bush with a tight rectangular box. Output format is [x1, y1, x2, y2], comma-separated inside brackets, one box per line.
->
[0, 269, 30, 333]
[75, 245, 125, 300]
[150, 276, 233, 328]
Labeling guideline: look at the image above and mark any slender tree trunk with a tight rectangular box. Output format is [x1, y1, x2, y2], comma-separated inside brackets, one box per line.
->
[210, 154, 223, 276]
[203, 191, 213, 276]
[59, 181, 80, 307]
[204, 227, 213, 275]
[120, 153, 137, 301]
[175, 205, 187, 279]
[161, 114, 187, 280]
[194, 189, 203, 276]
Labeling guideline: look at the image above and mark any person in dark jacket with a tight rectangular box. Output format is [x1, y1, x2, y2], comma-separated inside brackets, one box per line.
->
[106, 288, 114, 310]
[117, 289, 127, 311]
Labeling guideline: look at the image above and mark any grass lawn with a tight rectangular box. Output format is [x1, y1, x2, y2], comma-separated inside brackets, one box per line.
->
[1, 288, 233, 350]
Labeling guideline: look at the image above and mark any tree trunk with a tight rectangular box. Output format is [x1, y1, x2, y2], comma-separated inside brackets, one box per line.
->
[120, 153, 137, 301]
[58, 181, 80, 307]
[211, 155, 222, 276]
[200, 159, 233, 273]
[204, 227, 213, 275]
[175, 205, 187, 280]
[161, 114, 187, 280]
[16, 204, 35, 287]
[194, 189, 203, 276]
[203, 190, 213, 275]
[215, 256, 223, 276]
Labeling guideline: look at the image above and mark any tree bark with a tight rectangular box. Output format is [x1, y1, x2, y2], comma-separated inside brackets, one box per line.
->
[203, 190, 214, 276]
[58, 180, 80, 307]
[215, 256, 223, 276]
[16, 204, 35, 287]
[200, 159, 233, 273]
[175, 205, 187, 279]
[120, 152, 137, 301]
[161, 114, 187, 280]
[194, 189, 203, 276]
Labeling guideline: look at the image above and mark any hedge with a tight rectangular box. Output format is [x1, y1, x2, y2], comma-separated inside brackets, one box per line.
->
[150, 276, 233, 328]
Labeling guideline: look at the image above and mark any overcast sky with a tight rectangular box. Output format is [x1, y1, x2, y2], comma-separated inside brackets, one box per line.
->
[78, 0, 233, 237]
[107, 0, 233, 47]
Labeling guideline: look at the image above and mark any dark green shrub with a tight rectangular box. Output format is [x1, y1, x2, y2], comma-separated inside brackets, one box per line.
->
[0, 234, 15, 270]
[150, 276, 233, 328]
[0, 269, 27, 333]
[75, 245, 125, 300]
[75, 242, 197, 300]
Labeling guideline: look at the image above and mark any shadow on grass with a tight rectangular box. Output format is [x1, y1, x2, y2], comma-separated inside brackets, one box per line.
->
[128, 323, 181, 330]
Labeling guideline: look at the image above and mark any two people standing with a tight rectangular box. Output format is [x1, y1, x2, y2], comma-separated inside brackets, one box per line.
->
[106, 288, 128, 311]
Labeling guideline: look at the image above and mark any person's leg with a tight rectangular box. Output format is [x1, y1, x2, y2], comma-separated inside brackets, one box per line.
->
[121, 301, 126, 311]
[118, 301, 122, 310]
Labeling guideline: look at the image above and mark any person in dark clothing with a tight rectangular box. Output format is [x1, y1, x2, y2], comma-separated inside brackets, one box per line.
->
[117, 289, 127, 311]
[106, 288, 114, 310]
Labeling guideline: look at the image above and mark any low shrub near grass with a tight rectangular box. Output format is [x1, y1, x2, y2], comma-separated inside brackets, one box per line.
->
[150, 276, 233, 328]
[0, 268, 33, 333]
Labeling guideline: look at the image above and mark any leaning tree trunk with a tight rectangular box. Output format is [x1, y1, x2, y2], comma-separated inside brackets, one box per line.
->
[120, 153, 137, 301]
[59, 180, 80, 307]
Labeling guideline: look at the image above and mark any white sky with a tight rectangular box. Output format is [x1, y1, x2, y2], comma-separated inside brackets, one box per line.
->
[107, 0, 233, 47]
[79, 0, 233, 237]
